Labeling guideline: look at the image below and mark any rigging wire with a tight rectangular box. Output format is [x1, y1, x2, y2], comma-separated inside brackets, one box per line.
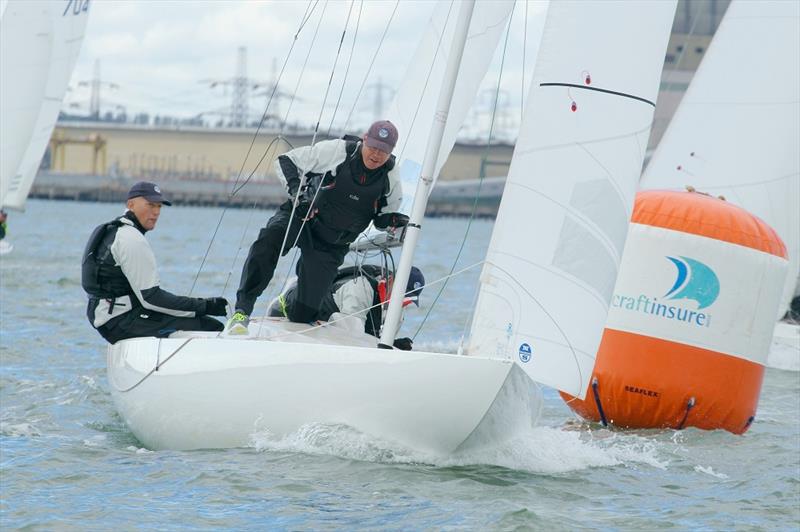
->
[327, 0, 363, 136]
[342, 0, 400, 132]
[393, 0, 455, 166]
[272, 0, 363, 302]
[188, 0, 321, 295]
[521, 0, 528, 121]
[411, 1, 517, 342]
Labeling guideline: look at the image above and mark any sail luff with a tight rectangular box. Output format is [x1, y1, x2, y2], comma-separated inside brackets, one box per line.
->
[466, 0, 678, 399]
[379, 0, 477, 347]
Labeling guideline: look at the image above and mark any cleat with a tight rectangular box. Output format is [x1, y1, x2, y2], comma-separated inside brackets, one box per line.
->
[226, 311, 250, 335]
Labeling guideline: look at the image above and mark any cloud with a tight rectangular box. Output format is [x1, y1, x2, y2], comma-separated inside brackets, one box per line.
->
[67, 0, 544, 135]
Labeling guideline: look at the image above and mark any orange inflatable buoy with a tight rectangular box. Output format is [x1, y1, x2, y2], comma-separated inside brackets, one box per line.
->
[562, 190, 788, 434]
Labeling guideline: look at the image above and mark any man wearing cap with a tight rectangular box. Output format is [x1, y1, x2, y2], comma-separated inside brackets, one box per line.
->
[267, 264, 425, 349]
[81, 181, 228, 344]
[228, 120, 408, 334]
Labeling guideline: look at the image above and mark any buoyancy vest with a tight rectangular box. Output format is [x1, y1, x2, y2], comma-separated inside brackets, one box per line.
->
[81, 216, 134, 300]
[310, 140, 395, 245]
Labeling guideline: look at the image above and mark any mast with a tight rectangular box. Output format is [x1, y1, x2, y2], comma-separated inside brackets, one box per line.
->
[378, 0, 476, 347]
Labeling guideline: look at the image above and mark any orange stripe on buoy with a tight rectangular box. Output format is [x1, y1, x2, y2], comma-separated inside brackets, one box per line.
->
[561, 328, 763, 434]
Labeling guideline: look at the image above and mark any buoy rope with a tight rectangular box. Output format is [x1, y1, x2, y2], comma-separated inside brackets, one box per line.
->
[591, 377, 609, 427]
[676, 396, 696, 430]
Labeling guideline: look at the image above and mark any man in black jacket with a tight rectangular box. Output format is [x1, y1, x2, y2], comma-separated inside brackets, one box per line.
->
[81, 181, 228, 344]
[227, 120, 408, 334]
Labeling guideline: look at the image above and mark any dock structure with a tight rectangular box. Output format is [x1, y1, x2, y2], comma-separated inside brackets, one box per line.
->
[30, 172, 507, 218]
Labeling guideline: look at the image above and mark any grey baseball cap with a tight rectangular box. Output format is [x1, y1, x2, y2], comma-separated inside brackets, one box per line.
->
[127, 181, 172, 206]
[364, 120, 398, 153]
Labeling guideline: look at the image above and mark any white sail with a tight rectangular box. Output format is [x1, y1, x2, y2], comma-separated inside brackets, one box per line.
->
[387, 0, 523, 212]
[465, 0, 677, 399]
[0, 0, 90, 211]
[641, 0, 800, 311]
[351, 0, 530, 251]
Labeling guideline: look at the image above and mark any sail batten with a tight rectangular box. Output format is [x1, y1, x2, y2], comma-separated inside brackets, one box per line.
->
[466, 0, 677, 399]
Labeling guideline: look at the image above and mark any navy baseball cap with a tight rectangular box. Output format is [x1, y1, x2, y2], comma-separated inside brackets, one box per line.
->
[404, 266, 425, 306]
[364, 120, 398, 153]
[127, 181, 172, 206]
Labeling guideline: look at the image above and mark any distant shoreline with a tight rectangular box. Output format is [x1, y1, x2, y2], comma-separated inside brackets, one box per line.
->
[30, 172, 505, 218]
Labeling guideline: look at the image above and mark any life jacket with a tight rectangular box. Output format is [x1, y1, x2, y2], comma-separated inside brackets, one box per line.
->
[309, 138, 395, 245]
[81, 217, 134, 300]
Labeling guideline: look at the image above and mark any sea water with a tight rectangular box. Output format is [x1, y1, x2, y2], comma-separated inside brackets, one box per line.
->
[1, 199, 798, 530]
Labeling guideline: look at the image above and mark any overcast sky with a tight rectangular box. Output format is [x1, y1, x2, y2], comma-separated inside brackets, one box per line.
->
[66, 0, 546, 137]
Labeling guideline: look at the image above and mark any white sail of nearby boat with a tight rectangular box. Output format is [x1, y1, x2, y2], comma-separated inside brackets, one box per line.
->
[464, 0, 677, 399]
[0, 0, 90, 211]
[641, 0, 800, 316]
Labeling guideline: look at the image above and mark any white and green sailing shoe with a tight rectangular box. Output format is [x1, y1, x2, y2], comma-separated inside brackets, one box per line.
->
[226, 311, 250, 335]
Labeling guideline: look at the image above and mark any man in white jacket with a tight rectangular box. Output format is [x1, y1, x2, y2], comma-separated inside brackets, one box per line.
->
[81, 182, 228, 343]
[268, 265, 424, 350]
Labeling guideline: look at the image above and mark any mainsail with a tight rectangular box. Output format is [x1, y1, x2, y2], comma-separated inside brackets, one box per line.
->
[386, 0, 536, 212]
[465, 0, 677, 399]
[351, 0, 534, 251]
[641, 0, 800, 313]
[0, 0, 90, 210]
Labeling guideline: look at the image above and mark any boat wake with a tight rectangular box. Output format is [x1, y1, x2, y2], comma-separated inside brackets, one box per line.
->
[249, 421, 668, 474]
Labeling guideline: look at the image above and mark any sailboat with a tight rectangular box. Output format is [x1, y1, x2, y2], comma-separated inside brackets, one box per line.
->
[106, 0, 677, 452]
[640, 0, 800, 369]
[0, 0, 91, 254]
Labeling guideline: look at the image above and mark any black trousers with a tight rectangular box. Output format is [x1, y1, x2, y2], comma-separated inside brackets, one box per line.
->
[235, 203, 349, 322]
[97, 310, 223, 344]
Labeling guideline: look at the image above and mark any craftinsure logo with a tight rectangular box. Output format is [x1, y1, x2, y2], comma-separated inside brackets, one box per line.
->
[612, 256, 720, 328]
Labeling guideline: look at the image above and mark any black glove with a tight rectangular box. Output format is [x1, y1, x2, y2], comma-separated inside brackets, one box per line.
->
[393, 337, 413, 351]
[204, 297, 228, 316]
[374, 212, 409, 230]
[294, 200, 318, 220]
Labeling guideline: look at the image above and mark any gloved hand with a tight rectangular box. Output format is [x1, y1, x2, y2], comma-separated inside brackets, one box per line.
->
[393, 337, 413, 351]
[295, 200, 318, 221]
[374, 212, 409, 230]
[204, 297, 228, 316]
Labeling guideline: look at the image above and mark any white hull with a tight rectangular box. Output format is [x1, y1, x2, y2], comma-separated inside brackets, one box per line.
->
[767, 321, 800, 372]
[107, 318, 541, 453]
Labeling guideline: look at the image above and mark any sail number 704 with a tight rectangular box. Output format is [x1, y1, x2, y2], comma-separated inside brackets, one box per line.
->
[63, 0, 90, 16]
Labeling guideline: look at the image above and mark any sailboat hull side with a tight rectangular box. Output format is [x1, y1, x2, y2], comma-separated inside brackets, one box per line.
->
[107, 337, 515, 453]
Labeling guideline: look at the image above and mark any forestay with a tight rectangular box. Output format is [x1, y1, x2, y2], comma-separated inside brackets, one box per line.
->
[0, 0, 90, 210]
[465, 0, 677, 399]
[641, 0, 800, 312]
